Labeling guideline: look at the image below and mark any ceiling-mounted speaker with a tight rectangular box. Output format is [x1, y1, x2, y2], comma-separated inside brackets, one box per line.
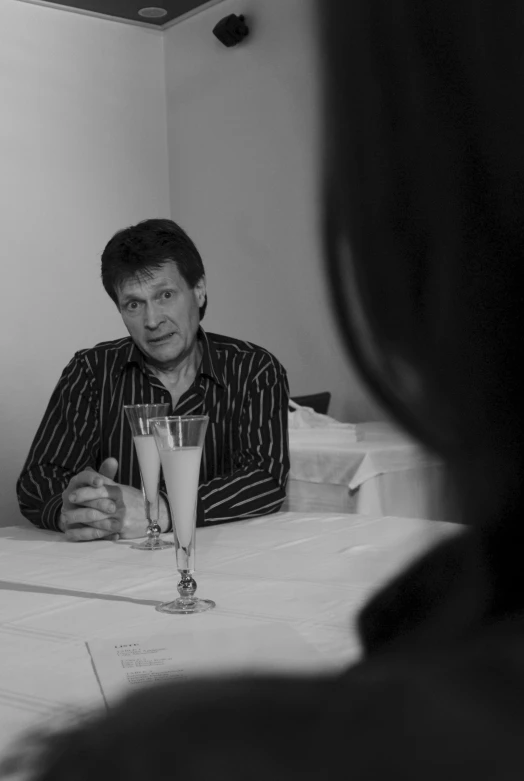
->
[212, 14, 249, 47]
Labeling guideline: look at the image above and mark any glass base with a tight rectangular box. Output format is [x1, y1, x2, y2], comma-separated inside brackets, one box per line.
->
[131, 537, 174, 551]
[156, 598, 216, 614]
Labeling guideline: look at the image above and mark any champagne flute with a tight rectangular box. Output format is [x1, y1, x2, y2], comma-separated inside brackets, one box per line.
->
[151, 415, 215, 613]
[124, 404, 173, 551]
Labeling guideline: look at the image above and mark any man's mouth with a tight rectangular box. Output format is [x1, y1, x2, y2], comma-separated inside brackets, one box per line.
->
[148, 332, 175, 344]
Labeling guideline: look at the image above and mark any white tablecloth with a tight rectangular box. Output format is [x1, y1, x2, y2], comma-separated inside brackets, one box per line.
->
[0, 513, 460, 759]
[286, 422, 448, 520]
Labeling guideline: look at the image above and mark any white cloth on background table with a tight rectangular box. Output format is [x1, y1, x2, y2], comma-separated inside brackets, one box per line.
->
[286, 420, 447, 520]
[289, 421, 438, 489]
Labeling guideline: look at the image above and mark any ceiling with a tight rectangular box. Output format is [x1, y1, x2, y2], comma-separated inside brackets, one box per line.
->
[21, 0, 225, 29]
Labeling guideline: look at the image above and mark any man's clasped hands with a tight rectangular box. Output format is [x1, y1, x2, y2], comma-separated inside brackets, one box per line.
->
[59, 458, 169, 542]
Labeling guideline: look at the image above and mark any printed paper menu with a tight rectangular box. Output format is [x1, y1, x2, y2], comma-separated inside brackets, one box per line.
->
[87, 623, 325, 707]
[109, 640, 189, 686]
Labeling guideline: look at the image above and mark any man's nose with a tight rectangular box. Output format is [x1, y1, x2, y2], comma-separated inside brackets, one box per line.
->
[144, 302, 165, 329]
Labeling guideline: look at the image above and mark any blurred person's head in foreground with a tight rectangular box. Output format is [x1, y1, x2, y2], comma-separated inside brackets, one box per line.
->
[4, 1, 524, 779]
[321, 0, 524, 530]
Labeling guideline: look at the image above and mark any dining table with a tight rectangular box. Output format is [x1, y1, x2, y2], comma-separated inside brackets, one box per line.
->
[285, 421, 449, 519]
[0, 511, 461, 763]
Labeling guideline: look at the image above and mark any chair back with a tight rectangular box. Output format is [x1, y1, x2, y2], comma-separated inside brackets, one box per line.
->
[290, 392, 331, 415]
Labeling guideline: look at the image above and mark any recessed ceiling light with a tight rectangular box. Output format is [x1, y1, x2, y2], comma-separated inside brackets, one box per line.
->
[138, 7, 168, 18]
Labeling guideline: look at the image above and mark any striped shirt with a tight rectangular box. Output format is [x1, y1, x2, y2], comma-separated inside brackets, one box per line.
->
[17, 329, 290, 532]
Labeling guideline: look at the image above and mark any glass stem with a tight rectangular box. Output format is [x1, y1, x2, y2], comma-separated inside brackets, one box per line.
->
[146, 496, 161, 540]
[177, 571, 197, 604]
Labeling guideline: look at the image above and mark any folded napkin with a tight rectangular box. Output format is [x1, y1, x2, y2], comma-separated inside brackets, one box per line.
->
[288, 400, 359, 443]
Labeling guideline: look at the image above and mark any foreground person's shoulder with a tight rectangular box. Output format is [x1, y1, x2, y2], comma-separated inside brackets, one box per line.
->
[339, 624, 524, 778]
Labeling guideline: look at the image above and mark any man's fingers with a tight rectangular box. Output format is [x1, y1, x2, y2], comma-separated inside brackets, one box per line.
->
[65, 525, 116, 542]
[88, 515, 122, 532]
[99, 458, 118, 482]
[63, 508, 115, 526]
[62, 511, 121, 539]
[68, 486, 114, 509]
[85, 498, 116, 514]
[70, 470, 106, 490]
[63, 467, 119, 516]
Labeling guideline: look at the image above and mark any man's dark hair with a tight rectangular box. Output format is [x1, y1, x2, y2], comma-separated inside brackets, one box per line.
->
[101, 218, 207, 319]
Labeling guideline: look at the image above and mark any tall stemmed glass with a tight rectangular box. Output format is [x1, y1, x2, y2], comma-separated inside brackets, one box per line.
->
[124, 404, 173, 551]
[151, 416, 215, 613]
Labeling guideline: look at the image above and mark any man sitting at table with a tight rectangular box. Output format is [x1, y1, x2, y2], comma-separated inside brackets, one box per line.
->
[16, 219, 290, 542]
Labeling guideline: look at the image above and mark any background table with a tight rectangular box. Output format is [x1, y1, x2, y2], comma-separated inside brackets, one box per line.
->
[285, 422, 449, 520]
[0, 512, 460, 760]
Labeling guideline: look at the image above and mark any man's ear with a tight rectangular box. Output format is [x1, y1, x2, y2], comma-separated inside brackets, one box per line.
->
[194, 276, 207, 307]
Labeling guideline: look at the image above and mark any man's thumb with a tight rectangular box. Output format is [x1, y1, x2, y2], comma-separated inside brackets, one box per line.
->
[99, 457, 118, 481]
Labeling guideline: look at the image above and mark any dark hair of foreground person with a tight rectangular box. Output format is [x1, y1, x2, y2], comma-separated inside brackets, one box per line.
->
[3, 0, 524, 778]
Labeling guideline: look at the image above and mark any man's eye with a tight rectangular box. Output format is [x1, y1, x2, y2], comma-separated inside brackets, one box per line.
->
[162, 291, 173, 300]
[126, 301, 139, 311]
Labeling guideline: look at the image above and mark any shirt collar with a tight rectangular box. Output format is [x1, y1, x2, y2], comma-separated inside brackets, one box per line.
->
[119, 327, 226, 388]
[115, 339, 142, 373]
[198, 327, 226, 388]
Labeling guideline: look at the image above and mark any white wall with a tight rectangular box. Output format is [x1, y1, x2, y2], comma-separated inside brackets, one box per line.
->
[0, 0, 170, 525]
[164, 0, 381, 423]
[1, 0, 383, 529]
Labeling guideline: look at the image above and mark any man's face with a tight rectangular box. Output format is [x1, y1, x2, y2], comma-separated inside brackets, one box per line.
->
[117, 261, 206, 367]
